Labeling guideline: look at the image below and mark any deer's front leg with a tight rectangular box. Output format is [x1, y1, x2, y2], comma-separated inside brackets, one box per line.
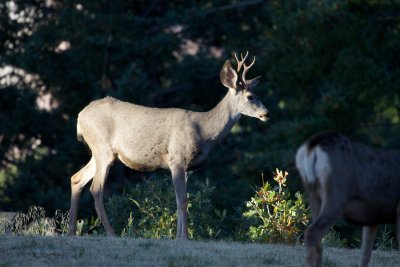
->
[170, 165, 189, 239]
[396, 201, 400, 251]
[359, 225, 378, 267]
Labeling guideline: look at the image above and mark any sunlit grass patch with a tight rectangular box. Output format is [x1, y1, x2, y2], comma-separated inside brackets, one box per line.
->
[0, 235, 399, 267]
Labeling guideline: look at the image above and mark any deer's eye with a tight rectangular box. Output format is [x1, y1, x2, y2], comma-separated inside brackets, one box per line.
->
[247, 95, 254, 101]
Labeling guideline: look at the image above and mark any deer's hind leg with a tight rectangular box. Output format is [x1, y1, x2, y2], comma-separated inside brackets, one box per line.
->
[90, 149, 116, 236]
[305, 200, 343, 267]
[68, 156, 96, 236]
[305, 173, 347, 267]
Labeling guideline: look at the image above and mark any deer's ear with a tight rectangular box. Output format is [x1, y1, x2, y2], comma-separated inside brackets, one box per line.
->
[220, 60, 238, 90]
[247, 75, 261, 89]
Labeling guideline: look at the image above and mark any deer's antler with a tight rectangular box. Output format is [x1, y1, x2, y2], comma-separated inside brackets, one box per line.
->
[234, 51, 256, 83]
[242, 56, 255, 82]
[234, 51, 249, 72]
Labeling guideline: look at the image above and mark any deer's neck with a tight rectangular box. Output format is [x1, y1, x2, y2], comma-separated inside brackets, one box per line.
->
[200, 92, 241, 143]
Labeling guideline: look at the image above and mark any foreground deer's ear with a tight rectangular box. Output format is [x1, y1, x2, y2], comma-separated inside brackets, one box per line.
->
[220, 60, 238, 90]
[248, 75, 261, 89]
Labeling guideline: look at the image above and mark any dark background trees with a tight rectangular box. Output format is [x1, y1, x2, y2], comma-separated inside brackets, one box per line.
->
[1, 0, 399, 242]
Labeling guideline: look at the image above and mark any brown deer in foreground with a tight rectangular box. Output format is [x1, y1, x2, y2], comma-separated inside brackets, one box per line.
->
[296, 131, 400, 267]
[68, 52, 270, 239]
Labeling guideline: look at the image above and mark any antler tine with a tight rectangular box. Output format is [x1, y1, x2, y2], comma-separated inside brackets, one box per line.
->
[234, 51, 249, 72]
[241, 51, 249, 61]
[234, 53, 242, 72]
[242, 56, 256, 82]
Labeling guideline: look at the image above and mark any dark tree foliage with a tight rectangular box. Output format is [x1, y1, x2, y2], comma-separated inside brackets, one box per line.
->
[1, 0, 399, 241]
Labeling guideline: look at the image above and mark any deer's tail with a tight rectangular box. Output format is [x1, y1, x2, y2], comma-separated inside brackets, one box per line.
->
[295, 144, 317, 185]
[304, 148, 317, 184]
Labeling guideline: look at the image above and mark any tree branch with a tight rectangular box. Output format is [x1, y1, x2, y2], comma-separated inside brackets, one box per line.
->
[205, 0, 265, 15]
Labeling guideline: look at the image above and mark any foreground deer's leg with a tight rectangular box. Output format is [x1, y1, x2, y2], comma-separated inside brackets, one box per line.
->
[396, 201, 400, 250]
[302, 188, 322, 266]
[90, 151, 115, 236]
[359, 225, 378, 267]
[68, 156, 96, 236]
[307, 186, 322, 221]
[170, 165, 189, 239]
[305, 202, 343, 267]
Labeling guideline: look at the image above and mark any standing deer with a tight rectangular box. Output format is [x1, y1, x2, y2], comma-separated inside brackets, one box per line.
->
[68, 52, 270, 239]
[295, 131, 400, 267]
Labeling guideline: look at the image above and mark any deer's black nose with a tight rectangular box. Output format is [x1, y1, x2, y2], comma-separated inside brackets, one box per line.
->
[259, 111, 271, 121]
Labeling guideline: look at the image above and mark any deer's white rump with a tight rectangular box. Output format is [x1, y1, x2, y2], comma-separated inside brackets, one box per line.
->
[296, 131, 400, 267]
[68, 53, 270, 239]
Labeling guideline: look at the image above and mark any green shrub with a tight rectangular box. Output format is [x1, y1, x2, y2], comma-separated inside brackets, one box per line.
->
[2, 206, 69, 236]
[0, 205, 99, 237]
[187, 178, 226, 239]
[322, 230, 348, 248]
[243, 169, 309, 244]
[105, 176, 226, 239]
[376, 226, 397, 251]
[74, 216, 103, 236]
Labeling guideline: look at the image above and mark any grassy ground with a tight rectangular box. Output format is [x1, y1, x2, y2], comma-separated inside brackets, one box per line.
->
[0, 235, 399, 267]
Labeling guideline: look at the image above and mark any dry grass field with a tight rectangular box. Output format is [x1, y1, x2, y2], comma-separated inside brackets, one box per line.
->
[0, 235, 399, 267]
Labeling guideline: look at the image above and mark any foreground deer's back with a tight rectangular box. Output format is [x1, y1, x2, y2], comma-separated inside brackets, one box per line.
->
[296, 131, 400, 224]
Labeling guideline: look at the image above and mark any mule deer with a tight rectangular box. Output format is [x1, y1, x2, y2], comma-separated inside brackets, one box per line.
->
[68, 52, 270, 239]
[295, 131, 400, 267]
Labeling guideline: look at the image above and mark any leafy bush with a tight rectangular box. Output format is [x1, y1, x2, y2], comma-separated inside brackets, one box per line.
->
[187, 179, 227, 239]
[322, 230, 348, 248]
[0, 205, 100, 237]
[243, 169, 309, 244]
[105, 176, 226, 239]
[2, 206, 69, 236]
[376, 226, 397, 251]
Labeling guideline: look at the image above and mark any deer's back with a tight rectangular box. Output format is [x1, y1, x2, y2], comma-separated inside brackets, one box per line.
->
[304, 131, 400, 224]
[77, 97, 209, 171]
